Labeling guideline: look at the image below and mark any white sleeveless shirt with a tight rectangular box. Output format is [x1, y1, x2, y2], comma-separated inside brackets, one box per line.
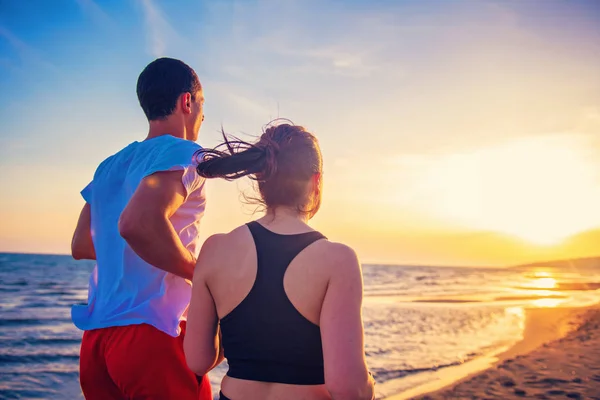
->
[71, 135, 205, 337]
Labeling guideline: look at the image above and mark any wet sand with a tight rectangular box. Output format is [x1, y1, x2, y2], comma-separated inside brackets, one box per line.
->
[387, 305, 600, 399]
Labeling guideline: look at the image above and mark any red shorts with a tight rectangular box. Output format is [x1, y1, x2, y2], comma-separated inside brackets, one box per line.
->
[79, 321, 212, 400]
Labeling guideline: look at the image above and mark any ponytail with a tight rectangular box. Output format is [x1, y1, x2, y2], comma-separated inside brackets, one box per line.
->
[195, 129, 279, 182]
[195, 121, 323, 216]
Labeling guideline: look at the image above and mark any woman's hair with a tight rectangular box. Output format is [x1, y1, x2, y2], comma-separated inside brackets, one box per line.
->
[196, 121, 323, 217]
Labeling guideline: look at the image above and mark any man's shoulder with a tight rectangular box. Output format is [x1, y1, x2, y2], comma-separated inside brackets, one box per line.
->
[156, 135, 201, 151]
[92, 137, 202, 180]
[93, 142, 139, 178]
[152, 136, 202, 165]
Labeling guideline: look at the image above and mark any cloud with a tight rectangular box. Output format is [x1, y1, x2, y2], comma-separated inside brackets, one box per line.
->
[577, 106, 600, 134]
[224, 2, 407, 79]
[198, 0, 527, 83]
[0, 25, 55, 71]
[137, 0, 182, 57]
[0, 57, 19, 73]
[139, 0, 165, 56]
[226, 92, 272, 118]
[204, 81, 279, 134]
[74, 0, 115, 30]
[192, 0, 600, 165]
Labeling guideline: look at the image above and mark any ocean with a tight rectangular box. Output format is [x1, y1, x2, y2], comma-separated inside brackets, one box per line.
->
[1, 252, 599, 399]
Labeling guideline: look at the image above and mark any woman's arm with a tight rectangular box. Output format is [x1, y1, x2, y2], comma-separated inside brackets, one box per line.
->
[320, 243, 375, 400]
[184, 235, 225, 376]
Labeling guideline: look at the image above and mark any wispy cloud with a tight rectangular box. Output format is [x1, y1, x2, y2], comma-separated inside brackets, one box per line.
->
[0, 57, 19, 73]
[577, 106, 600, 134]
[213, 3, 407, 79]
[199, 0, 540, 84]
[138, 0, 182, 57]
[194, 0, 416, 130]
[0, 25, 55, 71]
[191, 0, 600, 165]
[74, 0, 115, 30]
[269, 45, 387, 78]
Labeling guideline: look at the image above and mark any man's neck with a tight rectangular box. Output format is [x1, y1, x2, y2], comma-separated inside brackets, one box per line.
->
[146, 119, 187, 141]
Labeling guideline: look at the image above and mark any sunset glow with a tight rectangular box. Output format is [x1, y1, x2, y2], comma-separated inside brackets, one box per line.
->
[414, 135, 600, 246]
[1, 1, 599, 266]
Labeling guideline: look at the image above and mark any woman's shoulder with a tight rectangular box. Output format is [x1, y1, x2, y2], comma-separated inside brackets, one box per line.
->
[196, 225, 254, 270]
[202, 225, 252, 251]
[317, 239, 356, 258]
[305, 238, 361, 275]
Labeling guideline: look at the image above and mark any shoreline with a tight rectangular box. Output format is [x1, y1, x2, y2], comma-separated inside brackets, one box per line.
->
[384, 304, 596, 400]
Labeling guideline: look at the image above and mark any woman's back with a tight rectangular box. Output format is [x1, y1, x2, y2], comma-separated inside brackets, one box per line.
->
[202, 216, 338, 399]
[220, 221, 326, 379]
[184, 123, 375, 400]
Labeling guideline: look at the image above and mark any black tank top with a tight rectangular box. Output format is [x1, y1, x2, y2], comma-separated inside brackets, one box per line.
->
[220, 221, 327, 385]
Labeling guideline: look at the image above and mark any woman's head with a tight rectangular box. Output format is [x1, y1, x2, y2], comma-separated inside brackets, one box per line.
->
[196, 122, 323, 218]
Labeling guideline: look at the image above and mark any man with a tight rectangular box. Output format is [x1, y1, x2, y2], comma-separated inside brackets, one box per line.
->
[71, 57, 213, 399]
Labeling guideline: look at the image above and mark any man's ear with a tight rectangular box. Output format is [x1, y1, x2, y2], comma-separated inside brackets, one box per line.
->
[181, 92, 192, 114]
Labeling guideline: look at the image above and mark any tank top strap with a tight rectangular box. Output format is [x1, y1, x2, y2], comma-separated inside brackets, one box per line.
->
[246, 221, 326, 287]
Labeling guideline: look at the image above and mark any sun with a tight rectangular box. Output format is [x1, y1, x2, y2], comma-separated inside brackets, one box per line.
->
[419, 134, 600, 246]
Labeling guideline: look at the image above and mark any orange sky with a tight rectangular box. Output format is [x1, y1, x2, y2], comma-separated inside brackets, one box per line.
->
[1, 1, 599, 266]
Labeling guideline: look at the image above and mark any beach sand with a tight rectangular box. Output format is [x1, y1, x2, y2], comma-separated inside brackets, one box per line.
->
[386, 305, 600, 399]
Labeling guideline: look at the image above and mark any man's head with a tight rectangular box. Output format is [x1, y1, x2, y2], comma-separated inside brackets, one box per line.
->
[136, 58, 204, 141]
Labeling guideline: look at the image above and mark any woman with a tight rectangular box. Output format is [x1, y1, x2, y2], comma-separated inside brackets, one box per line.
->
[184, 122, 375, 400]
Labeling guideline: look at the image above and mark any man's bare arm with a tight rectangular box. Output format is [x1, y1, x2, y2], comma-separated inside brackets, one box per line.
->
[72, 203, 96, 260]
[118, 170, 195, 280]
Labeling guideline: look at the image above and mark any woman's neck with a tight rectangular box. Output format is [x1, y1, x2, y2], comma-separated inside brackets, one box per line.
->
[263, 207, 309, 224]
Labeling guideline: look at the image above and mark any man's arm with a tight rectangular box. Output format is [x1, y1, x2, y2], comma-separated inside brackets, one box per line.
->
[118, 170, 196, 280]
[71, 203, 96, 260]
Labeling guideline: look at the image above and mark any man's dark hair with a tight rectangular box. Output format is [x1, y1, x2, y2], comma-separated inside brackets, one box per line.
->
[136, 58, 202, 121]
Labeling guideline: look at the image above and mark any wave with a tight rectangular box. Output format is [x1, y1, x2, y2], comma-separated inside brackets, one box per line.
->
[2, 280, 28, 286]
[0, 353, 80, 364]
[19, 302, 55, 308]
[371, 360, 466, 381]
[0, 287, 21, 293]
[0, 369, 79, 377]
[0, 389, 59, 400]
[0, 318, 71, 327]
[412, 299, 482, 303]
[34, 290, 78, 296]
[515, 282, 600, 291]
[4, 337, 82, 347]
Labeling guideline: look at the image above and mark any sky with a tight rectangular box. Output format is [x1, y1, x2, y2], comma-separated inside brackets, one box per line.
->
[0, 0, 599, 266]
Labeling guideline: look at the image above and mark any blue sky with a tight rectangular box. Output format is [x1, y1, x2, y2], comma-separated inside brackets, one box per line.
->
[1, 0, 599, 265]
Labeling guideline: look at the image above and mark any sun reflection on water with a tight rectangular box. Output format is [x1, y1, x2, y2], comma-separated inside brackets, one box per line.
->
[521, 271, 558, 290]
[516, 271, 570, 308]
[531, 297, 566, 308]
[530, 277, 557, 289]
